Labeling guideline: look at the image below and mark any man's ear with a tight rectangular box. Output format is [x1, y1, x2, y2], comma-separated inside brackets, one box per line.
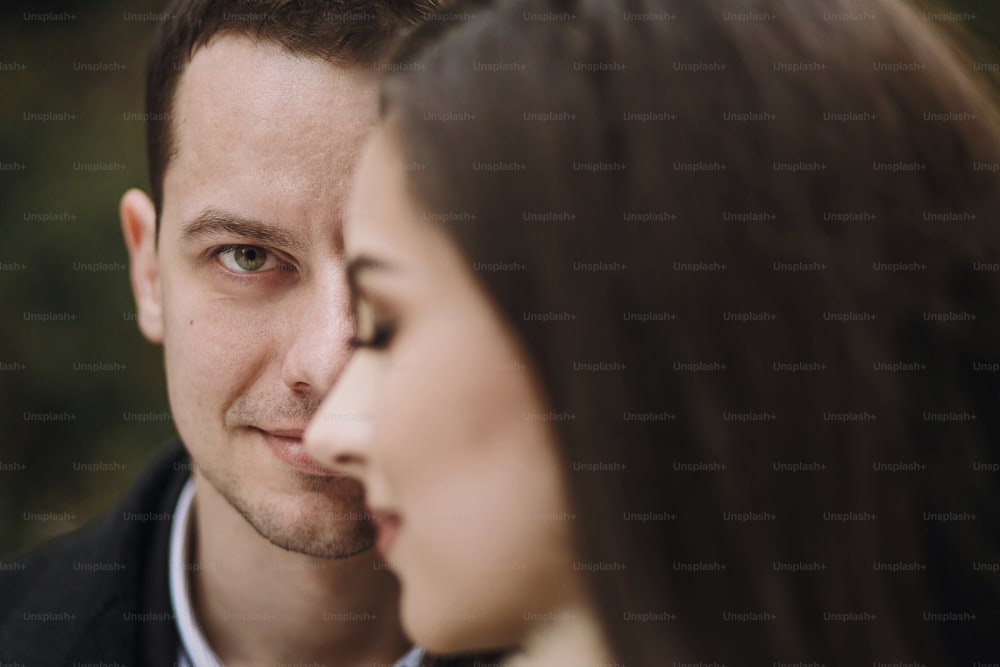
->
[120, 188, 164, 343]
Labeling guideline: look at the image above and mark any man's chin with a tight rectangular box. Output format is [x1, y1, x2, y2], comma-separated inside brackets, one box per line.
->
[236, 494, 375, 559]
[205, 467, 375, 559]
[254, 519, 376, 559]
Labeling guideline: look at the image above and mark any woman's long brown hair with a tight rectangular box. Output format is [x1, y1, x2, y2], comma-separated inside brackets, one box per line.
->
[384, 0, 1000, 663]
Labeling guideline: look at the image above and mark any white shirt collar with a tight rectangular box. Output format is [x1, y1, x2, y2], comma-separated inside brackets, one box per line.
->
[169, 478, 224, 667]
[168, 478, 425, 667]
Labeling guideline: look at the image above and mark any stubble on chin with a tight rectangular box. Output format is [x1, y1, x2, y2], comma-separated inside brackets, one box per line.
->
[203, 462, 376, 559]
[196, 390, 375, 558]
[242, 492, 376, 560]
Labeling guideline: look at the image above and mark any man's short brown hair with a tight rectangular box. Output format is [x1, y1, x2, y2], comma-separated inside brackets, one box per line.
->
[145, 0, 447, 216]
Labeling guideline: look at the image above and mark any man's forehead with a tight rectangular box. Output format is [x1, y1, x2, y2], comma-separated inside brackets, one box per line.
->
[173, 33, 376, 127]
[166, 35, 377, 173]
[160, 33, 377, 245]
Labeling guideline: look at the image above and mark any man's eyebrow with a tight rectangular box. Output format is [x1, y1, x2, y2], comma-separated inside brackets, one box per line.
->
[179, 208, 306, 253]
[346, 254, 397, 293]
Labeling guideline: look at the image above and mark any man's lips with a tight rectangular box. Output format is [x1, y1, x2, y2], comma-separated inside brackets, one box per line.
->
[253, 427, 340, 476]
[369, 509, 401, 558]
[264, 427, 305, 439]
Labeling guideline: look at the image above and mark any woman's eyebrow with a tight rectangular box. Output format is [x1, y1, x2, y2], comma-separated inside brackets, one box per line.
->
[345, 254, 398, 293]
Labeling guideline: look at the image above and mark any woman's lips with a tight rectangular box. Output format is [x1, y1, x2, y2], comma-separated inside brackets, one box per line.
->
[255, 427, 340, 476]
[369, 510, 401, 558]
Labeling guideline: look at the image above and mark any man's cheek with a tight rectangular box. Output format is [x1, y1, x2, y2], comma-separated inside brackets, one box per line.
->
[162, 307, 239, 403]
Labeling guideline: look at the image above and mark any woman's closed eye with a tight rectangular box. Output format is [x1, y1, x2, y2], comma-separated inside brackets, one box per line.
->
[350, 298, 396, 350]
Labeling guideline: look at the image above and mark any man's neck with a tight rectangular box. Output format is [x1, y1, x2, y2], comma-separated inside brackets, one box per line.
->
[188, 472, 411, 667]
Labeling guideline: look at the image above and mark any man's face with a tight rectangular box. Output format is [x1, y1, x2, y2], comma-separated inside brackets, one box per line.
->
[124, 35, 378, 557]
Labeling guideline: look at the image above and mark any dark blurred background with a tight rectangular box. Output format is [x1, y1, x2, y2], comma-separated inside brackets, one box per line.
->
[1, 0, 999, 558]
[2, 0, 173, 558]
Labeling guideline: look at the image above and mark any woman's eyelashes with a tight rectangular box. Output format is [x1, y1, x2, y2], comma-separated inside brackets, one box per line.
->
[351, 297, 396, 350]
[349, 323, 396, 350]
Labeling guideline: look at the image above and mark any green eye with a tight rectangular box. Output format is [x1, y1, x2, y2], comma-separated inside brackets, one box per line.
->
[214, 245, 271, 273]
[234, 246, 267, 271]
[213, 244, 292, 277]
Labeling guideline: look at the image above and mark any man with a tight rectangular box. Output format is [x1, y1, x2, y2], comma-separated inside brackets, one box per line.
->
[0, 2, 484, 665]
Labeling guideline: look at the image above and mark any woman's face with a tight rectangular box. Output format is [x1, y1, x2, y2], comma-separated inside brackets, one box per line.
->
[304, 129, 581, 652]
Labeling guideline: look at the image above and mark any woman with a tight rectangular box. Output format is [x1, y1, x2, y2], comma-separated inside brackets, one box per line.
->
[306, 0, 1000, 664]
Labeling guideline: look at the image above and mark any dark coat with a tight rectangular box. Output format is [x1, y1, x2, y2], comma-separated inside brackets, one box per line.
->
[0, 441, 189, 666]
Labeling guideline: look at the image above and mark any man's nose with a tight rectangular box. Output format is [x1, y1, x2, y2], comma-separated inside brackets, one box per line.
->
[280, 270, 354, 397]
